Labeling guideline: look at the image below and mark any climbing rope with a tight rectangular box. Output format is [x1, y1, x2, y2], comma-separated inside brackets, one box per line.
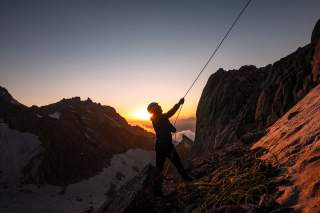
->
[164, 0, 253, 177]
[183, 0, 253, 99]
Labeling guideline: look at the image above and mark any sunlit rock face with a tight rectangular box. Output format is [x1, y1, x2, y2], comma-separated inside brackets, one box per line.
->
[192, 20, 318, 157]
[252, 84, 320, 213]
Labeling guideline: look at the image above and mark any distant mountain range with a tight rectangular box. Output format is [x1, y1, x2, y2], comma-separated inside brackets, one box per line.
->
[0, 86, 155, 186]
[0, 86, 159, 212]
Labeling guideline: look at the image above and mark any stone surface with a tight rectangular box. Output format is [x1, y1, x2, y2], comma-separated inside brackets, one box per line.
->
[253, 85, 320, 213]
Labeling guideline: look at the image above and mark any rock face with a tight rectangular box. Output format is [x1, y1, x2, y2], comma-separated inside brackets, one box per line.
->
[0, 87, 154, 185]
[252, 85, 320, 213]
[192, 20, 319, 157]
[193, 65, 267, 155]
[0, 86, 22, 106]
[175, 134, 193, 161]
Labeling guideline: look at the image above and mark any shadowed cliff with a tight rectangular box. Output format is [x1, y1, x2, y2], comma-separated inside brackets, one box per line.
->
[192, 19, 320, 157]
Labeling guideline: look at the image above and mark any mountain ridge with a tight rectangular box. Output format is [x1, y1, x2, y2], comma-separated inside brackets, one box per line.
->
[0, 87, 155, 185]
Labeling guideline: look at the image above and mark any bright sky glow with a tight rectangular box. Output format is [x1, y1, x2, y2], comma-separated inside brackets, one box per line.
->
[132, 108, 152, 121]
[1, 0, 319, 121]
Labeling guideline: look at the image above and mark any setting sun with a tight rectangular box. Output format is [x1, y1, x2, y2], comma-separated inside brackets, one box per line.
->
[133, 108, 152, 120]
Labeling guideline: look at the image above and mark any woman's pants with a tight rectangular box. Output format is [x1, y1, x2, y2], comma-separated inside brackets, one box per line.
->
[155, 143, 189, 178]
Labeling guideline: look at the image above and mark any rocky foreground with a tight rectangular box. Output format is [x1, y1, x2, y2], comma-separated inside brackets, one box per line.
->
[100, 19, 320, 213]
[253, 84, 320, 212]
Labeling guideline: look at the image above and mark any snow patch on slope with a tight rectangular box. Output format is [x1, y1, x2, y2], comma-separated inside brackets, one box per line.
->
[0, 124, 42, 188]
[48, 111, 61, 119]
[0, 149, 155, 213]
[10, 99, 21, 106]
[174, 130, 195, 143]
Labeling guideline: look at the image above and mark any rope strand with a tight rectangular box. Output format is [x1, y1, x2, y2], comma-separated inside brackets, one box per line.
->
[184, 0, 252, 98]
[163, 0, 253, 178]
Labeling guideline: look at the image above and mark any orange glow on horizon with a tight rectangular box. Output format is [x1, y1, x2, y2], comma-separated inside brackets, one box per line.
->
[124, 103, 195, 123]
[132, 108, 152, 121]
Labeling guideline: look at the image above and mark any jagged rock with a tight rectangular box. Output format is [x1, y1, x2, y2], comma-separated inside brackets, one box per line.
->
[0, 86, 22, 106]
[192, 21, 317, 157]
[193, 65, 265, 156]
[176, 134, 193, 161]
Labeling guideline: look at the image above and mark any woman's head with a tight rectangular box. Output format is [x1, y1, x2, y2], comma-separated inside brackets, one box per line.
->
[147, 102, 163, 116]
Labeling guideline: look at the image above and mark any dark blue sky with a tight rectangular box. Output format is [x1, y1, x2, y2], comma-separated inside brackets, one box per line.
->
[1, 0, 319, 119]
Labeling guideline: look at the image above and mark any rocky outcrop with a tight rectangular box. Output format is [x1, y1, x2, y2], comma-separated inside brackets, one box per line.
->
[193, 65, 267, 155]
[0, 86, 22, 106]
[192, 20, 319, 157]
[0, 87, 154, 185]
[175, 134, 193, 161]
[252, 84, 320, 212]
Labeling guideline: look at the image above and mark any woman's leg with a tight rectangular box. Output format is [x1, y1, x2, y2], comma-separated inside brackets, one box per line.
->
[156, 151, 166, 171]
[154, 151, 166, 195]
[169, 148, 191, 180]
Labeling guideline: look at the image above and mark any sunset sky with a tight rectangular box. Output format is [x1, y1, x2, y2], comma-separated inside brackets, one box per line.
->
[1, 0, 319, 121]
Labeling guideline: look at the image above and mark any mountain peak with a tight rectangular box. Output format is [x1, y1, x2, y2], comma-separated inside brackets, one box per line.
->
[60, 96, 82, 104]
[0, 86, 11, 99]
[0, 86, 22, 106]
